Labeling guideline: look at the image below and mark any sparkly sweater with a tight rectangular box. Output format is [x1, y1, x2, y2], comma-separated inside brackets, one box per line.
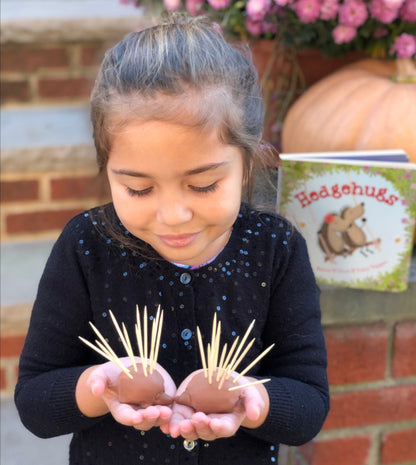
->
[15, 203, 329, 465]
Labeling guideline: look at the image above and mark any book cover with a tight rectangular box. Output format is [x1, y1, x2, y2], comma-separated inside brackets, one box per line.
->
[277, 150, 416, 292]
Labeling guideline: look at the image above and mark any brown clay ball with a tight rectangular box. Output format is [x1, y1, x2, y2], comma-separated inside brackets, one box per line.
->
[109, 365, 173, 408]
[176, 370, 242, 414]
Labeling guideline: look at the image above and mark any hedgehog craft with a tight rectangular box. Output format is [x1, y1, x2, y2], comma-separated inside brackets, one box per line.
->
[80, 309, 274, 413]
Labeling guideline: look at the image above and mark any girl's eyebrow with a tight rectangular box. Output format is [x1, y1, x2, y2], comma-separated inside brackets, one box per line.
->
[111, 162, 229, 178]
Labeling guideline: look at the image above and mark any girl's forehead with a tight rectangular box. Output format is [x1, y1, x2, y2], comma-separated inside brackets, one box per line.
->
[108, 119, 243, 175]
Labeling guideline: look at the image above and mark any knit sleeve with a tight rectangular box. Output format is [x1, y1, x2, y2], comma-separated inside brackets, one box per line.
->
[14, 218, 106, 438]
[243, 227, 329, 445]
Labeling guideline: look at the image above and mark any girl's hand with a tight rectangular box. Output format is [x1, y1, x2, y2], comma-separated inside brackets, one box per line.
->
[79, 357, 176, 430]
[161, 375, 269, 441]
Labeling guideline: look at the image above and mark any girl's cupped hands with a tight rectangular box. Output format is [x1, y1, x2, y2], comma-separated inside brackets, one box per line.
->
[86, 357, 176, 430]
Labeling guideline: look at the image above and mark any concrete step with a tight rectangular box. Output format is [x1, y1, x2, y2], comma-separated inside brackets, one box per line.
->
[1, 105, 97, 173]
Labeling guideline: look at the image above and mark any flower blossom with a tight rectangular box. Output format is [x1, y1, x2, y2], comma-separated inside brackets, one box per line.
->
[274, 0, 293, 6]
[369, 0, 399, 23]
[245, 17, 265, 34]
[320, 0, 339, 20]
[400, 0, 416, 20]
[186, 0, 205, 15]
[390, 33, 416, 58]
[246, 0, 272, 21]
[295, 0, 322, 22]
[339, 0, 368, 27]
[163, 0, 182, 10]
[332, 24, 357, 43]
[383, 0, 404, 7]
[207, 0, 232, 9]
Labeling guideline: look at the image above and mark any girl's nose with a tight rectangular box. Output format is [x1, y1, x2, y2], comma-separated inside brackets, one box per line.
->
[156, 194, 193, 226]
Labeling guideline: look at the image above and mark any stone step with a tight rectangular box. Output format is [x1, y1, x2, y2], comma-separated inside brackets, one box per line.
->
[1, 105, 96, 173]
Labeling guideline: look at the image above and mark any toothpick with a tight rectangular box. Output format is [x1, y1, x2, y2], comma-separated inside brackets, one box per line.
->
[226, 337, 256, 379]
[148, 310, 158, 374]
[88, 321, 119, 360]
[228, 378, 271, 391]
[216, 343, 228, 382]
[197, 327, 208, 377]
[78, 336, 132, 378]
[135, 306, 147, 376]
[143, 306, 148, 369]
[152, 307, 164, 374]
[227, 320, 255, 373]
[232, 344, 275, 383]
[207, 342, 213, 384]
[122, 322, 137, 371]
[109, 310, 132, 361]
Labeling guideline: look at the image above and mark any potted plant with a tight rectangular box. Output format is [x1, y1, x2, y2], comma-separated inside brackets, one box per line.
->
[121, 0, 415, 155]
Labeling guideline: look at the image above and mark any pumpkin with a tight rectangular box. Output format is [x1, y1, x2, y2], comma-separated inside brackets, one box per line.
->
[281, 58, 416, 163]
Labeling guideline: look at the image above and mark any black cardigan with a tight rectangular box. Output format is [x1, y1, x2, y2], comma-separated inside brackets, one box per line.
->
[15, 203, 329, 465]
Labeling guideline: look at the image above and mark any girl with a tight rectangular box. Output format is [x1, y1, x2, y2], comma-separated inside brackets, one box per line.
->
[15, 13, 329, 465]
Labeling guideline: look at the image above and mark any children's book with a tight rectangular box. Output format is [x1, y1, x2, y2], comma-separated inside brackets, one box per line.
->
[277, 150, 416, 292]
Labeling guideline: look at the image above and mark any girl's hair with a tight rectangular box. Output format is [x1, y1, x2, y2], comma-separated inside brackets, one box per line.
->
[91, 12, 273, 202]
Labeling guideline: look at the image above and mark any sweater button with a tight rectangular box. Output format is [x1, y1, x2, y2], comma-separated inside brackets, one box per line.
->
[180, 272, 192, 284]
[181, 328, 192, 340]
[183, 439, 196, 451]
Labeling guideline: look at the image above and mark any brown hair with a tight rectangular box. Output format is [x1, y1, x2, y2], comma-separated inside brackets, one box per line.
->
[90, 13, 273, 202]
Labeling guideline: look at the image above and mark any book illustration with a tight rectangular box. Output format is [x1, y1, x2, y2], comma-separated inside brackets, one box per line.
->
[278, 151, 416, 292]
[318, 202, 381, 262]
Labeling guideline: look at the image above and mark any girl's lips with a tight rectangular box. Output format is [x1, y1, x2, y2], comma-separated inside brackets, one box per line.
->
[157, 232, 199, 248]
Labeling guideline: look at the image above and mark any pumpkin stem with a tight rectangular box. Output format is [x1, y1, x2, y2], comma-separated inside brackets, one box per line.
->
[392, 58, 416, 83]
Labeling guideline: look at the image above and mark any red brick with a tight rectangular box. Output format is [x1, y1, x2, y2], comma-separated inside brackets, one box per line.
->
[0, 335, 26, 358]
[392, 321, 416, 377]
[0, 80, 30, 103]
[0, 46, 68, 72]
[38, 77, 92, 99]
[324, 385, 416, 429]
[298, 436, 371, 465]
[51, 176, 100, 200]
[1, 179, 39, 203]
[0, 367, 7, 390]
[81, 43, 104, 67]
[6, 208, 83, 234]
[382, 428, 416, 464]
[325, 324, 389, 385]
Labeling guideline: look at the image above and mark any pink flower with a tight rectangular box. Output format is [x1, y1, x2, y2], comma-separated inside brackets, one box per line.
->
[390, 33, 416, 58]
[332, 24, 357, 43]
[320, 0, 340, 20]
[274, 0, 293, 5]
[207, 0, 232, 9]
[339, 0, 368, 27]
[369, 0, 399, 23]
[296, 0, 322, 22]
[383, 0, 404, 7]
[246, 0, 272, 21]
[163, 0, 182, 10]
[400, 0, 416, 20]
[186, 0, 205, 15]
[245, 17, 265, 34]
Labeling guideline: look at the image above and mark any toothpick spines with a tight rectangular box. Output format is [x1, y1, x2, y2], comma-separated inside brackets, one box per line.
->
[79, 305, 164, 378]
[196, 315, 274, 392]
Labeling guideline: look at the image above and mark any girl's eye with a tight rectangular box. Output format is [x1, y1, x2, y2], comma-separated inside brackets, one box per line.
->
[126, 186, 153, 197]
[189, 182, 218, 194]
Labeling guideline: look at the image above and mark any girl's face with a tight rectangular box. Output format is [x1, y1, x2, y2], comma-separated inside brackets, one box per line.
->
[107, 120, 244, 266]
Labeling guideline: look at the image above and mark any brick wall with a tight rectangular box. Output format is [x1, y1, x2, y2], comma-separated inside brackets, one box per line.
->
[1, 171, 109, 240]
[1, 41, 104, 105]
[1, 16, 415, 465]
